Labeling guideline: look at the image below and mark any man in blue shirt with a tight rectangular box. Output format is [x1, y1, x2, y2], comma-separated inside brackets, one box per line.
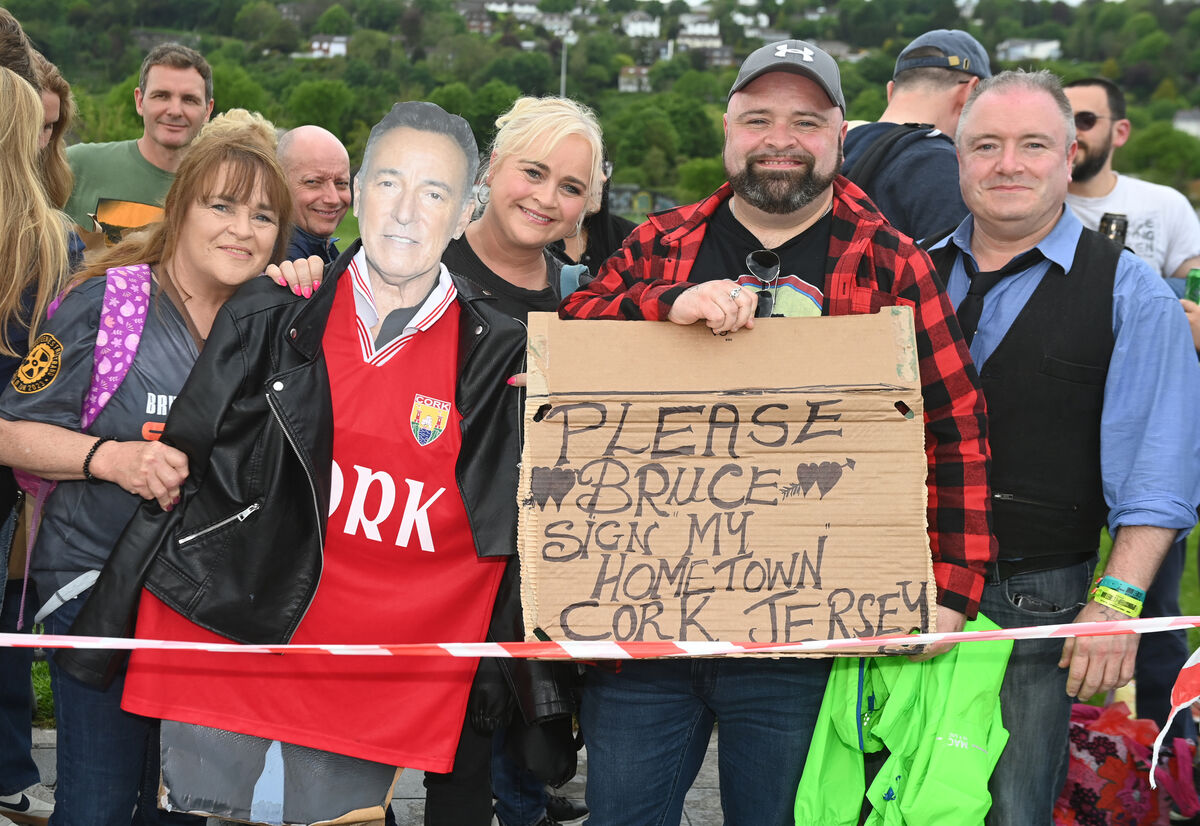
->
[842, 29, 990, 241]
[926, 69, 1200, 825]
[277, 125, 351, 267]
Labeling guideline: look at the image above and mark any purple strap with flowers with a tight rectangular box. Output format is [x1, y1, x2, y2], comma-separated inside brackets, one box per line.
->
[13, 264, 151, 627]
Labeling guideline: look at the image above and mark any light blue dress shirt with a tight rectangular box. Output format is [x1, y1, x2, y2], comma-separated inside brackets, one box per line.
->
[929, 208, 1200, 536]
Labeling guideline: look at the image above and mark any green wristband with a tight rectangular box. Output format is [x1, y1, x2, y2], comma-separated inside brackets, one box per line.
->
[1092, 585, 1143, 618]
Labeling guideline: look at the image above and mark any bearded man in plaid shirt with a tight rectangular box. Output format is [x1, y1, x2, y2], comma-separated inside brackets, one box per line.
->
[560, 40, 996, 826]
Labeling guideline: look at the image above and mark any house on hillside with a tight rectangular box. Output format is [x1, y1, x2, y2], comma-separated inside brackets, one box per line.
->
[996, 38, 1062, 62]
[619, 65, 653, 93]
[541, 13, 573, 36]
[623, 11, 661, 39]
[1175, 109, 1200, 140]
[732, 10, 769, 28]
[484, 2, 539, 21]
[677, 20, 721, 50]
[458, 1, 494, 35]
[298, 35, 348, 58]
[747, 26, 790, 43]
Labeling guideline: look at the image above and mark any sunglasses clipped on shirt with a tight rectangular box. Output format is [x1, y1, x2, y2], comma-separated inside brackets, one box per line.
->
[745, 249, 780, 319]
[1073, 111, 1112, 131]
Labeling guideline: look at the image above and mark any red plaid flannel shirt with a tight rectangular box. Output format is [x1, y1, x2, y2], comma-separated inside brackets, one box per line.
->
[561, 178, 996, 616]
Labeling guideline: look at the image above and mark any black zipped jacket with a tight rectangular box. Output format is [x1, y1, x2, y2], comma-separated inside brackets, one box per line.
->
[58, 241, 528, 686]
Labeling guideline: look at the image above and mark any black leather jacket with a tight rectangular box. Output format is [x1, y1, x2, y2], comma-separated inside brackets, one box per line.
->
[59, 241, 530, 685]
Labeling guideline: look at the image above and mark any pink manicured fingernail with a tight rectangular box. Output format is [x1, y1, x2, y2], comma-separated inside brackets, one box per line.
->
[302, 286, 312, 299]
[506, 377, 516, 386]
[276, 278, 287, 287]
[312, 281, 321, 291]
[291, 285, 301, 296]
[173, 496, 181, 505]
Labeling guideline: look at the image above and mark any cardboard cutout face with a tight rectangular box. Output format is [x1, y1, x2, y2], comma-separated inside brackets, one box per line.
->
[354, 126, 471, 292]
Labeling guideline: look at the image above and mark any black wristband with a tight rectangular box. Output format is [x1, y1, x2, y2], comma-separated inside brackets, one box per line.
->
[82, 436, 115, 482]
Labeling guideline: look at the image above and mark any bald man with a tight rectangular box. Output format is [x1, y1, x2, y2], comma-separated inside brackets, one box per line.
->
[277, 125, 352, 264]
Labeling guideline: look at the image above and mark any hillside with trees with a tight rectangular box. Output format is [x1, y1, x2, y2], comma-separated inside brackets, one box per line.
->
[5, 0, 1200, 206]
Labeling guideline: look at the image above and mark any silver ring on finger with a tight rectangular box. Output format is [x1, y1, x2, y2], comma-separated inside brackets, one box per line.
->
[729, 286, 742, 300]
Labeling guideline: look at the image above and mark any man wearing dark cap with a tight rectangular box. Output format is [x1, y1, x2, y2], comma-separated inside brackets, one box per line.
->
[562, 40, 994, 826]
[843, 29, 991, 240]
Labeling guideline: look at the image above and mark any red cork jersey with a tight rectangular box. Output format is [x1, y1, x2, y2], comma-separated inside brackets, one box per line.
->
[124, 264, 506, 771]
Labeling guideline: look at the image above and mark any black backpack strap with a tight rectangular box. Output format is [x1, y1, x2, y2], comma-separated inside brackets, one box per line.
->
[844, 123, 935, 195]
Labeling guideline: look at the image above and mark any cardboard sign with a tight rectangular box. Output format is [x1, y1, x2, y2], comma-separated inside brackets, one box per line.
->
[518, 309, 934, 651]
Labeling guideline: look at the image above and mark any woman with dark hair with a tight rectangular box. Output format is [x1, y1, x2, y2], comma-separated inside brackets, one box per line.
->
[0, 113, 292, 826]
[32, 52, 75, 210]
[549, 159, 637, 277]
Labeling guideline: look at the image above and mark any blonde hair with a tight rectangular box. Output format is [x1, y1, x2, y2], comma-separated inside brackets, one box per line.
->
[32, 52, 75, 209]
[484, 96, 605, 213]
[0, 66, 69, 357]
[198, 108, 278, 149]
[77, 111, 292, 284]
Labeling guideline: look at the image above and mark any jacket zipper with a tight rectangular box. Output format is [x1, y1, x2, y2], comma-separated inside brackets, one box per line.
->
[178, 502, 261, 545]
[266, 391, 325, 623]
[992, 492, 1079, 511]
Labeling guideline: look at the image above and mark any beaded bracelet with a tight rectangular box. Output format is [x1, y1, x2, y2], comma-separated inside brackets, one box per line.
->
[1092, 585, 1143, 618]
[82, 435, 115, 482]
[1096, 575, 1146, 604]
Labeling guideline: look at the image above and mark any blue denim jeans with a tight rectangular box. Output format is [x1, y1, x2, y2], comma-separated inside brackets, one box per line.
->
[580, 657, 832, 826]
[980, 559, 1094, 826]
[491, 726, 549, 826]
[0, 576, 39, 796]
[1135, 534, 1197, 742]
[44, 590, 204, 826]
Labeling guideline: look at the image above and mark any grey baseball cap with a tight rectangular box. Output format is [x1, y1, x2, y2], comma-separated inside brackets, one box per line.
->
[893, 29, 991, 79]
[728, 39, 846, 111]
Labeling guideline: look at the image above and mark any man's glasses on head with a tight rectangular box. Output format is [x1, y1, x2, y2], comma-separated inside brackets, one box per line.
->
[1073, 111, 1112, 131]
[745, 249, 780, 319]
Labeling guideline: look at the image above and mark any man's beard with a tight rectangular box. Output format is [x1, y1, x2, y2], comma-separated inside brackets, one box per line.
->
[1072, 132, 1112, 183]
[727, 140, 842, 214]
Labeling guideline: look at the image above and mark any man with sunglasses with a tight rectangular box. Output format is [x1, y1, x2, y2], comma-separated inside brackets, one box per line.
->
[843, 29, 991, 241]
[925, 70, 1200, 825]
[560, 39, 994, 826]
[1064, 78, 1200, 287]
[1065, 76, 1200, 759]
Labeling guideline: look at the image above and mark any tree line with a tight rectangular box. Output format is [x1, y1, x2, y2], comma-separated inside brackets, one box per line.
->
[5, 0, 1200, 204]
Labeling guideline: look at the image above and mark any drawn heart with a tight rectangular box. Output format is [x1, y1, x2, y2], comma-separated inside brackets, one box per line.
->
[794, 463, 818, 496]
[530, 466, 576, 510]
[815, 461, 843, 499]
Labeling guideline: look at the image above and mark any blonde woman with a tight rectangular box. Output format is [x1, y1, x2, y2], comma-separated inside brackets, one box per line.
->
[442, 96, 603, 322]
[441, 96, 603, 826]
[0, 63, 69, 826]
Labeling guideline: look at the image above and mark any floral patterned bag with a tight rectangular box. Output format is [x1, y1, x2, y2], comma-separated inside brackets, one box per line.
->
[1055, 702, 1199, 826]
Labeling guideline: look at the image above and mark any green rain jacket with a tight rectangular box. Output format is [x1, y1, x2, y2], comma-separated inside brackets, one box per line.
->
[794, 615, 1012, 825]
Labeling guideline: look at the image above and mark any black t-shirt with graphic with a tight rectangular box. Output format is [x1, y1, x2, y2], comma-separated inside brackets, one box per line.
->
[690, 200, 832, 318]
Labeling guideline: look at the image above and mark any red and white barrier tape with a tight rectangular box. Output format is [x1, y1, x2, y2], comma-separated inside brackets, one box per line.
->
[3, 614, 1198, 659]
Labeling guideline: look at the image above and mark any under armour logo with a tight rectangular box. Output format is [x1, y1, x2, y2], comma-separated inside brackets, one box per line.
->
[775, 44, 814, 62]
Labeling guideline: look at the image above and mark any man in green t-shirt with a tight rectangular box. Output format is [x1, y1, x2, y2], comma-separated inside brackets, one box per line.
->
[64, 43, 213, 245]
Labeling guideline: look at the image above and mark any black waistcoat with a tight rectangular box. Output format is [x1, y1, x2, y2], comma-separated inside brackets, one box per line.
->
[927, 230, 1120, 561]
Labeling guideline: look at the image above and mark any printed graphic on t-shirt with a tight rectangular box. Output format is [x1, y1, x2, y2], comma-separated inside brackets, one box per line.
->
[11, 333, 62, 393]
[92, 198, 165, 245]
[735, 273, 824, 318]
[1127, 217, 1159, 266]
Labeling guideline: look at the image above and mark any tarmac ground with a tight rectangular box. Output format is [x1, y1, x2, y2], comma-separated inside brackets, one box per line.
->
[25, 727, 725, 825]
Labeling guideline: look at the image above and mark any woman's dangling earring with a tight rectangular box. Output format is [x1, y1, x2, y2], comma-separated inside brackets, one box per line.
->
[563, 218, 583, 239]
[476, 183, 491, 206]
